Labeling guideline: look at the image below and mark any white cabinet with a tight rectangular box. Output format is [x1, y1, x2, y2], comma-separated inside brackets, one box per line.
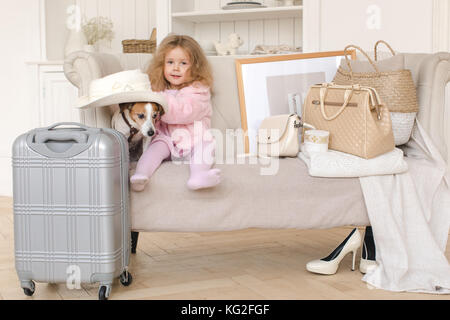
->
[40, 66, 80, 126]
[28, 62, 80, 127]
[301, 0, 438, 54]
[157, 0, 303, 55]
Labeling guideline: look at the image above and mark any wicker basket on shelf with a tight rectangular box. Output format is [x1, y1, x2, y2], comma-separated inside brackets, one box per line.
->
[122, 28, 157, 53]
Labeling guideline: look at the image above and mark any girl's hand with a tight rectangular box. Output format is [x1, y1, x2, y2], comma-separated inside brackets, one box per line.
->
[161, 85, 212, 124]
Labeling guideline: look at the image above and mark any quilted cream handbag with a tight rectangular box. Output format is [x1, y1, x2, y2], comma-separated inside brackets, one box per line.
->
[303, 83, 395, 159]
[257, 114, 305, 157]
[333, 41, 419, 145]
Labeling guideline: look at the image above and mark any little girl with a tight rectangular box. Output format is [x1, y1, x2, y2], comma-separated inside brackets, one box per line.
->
[130, 34, 221, 191]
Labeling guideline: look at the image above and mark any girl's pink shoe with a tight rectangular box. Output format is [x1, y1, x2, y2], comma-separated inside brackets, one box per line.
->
[130, 174, 149, 192]
[187, 168, 221, 190]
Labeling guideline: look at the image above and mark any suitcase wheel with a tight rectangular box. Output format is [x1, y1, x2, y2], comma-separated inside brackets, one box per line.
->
[98, 285, 111, 301]
[23, 281, 35, 297]
[119, 271, 133, 287]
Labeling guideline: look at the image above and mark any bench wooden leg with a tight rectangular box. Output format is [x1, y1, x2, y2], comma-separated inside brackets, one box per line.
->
[131, 231, 139, 254]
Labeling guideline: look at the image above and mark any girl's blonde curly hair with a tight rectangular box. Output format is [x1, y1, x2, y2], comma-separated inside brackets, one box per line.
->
[147, 34, 213, 92]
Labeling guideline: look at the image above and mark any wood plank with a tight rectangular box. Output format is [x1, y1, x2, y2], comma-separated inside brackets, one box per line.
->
[135, 0, 150, 39]
[195, 22, 220, 54]
[172, 6, 303, 23]
[263, 19, 278, 46]
[123, 0, 137, 39]
[148, 0, 157, 40]
[235, 20, 250, 54]
[1, 197, 448, 300]
[109, 278, 237, 300]
[294, 17, 302, 49]
[80, 0, 98, 21]
[248, 19, 264, 54]
[279, 18, 295, 47]
[220, 21, 235, 43]
[110, 0, 125, 53]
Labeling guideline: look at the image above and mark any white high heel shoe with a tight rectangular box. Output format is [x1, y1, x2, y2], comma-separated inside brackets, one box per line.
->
[359, 257, 378, 274]
[359, 227, 378, 274]
[306, 228, 362, 275]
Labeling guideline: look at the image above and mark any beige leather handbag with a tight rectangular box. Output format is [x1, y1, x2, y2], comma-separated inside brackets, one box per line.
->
[257, 114, 305, 157]
[303, 83, 395, 159]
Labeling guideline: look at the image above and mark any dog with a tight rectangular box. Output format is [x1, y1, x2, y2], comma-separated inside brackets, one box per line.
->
[112, 101, 165, 162]
[214, 33, 244, 56]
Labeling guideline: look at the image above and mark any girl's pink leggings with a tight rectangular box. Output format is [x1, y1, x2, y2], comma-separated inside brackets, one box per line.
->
[130, 140, 221, 191]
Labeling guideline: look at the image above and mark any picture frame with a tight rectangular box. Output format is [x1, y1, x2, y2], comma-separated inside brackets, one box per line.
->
[235, 51, 356, 154]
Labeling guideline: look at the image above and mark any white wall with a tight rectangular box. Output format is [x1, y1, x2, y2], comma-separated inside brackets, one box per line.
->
[433, 0, 450, 52]
[46, 0, 73, 60]
[304, 0, 435, 54]
[45, 0, 157, 60]
[0, 0, 158, 197]
[76, 0, 157, 55]
[0, 0, 448, 196]
[0, 0, 42, 196]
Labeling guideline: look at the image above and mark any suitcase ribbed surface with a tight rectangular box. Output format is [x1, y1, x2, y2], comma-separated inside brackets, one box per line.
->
[12, 125, 129, 285]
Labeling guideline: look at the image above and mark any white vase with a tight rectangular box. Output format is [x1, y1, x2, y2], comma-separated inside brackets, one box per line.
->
[64, 29, 88, 57]
[83, 44, 96, 53]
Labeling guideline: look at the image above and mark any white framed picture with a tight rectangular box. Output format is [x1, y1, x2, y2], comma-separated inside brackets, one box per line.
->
[235, 51, 355, 154]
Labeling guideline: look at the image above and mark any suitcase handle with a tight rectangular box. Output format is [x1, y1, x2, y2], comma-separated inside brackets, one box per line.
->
[34, 131, 88, 144]
[44, 122, 100, 132]
[26, 123, 101, 158]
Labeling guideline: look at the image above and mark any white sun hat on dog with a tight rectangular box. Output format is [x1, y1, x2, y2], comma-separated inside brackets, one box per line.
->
[76, 69, 168, 112]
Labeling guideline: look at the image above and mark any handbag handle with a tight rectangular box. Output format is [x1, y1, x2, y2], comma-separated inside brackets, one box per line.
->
[344, 45, 380, 83]
[319, 86, 354, 121]
[374, 40, 396, 61]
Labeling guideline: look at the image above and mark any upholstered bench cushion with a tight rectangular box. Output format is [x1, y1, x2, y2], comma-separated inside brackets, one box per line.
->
[130, 158, 369, 232]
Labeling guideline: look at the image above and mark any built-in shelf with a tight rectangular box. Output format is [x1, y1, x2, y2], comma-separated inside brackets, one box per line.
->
[26, 60, 65, 66]
[172, 6, 303, 23]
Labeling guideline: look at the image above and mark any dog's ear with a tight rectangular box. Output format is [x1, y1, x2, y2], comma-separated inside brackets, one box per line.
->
[119, 102, 135, 113]
[157, 104, 165, 116]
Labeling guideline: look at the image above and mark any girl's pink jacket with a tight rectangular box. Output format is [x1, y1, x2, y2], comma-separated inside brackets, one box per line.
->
[151, 83, 213, 156]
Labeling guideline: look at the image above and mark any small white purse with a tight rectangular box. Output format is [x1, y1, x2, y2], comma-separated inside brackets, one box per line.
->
[257, 114, 312, 158]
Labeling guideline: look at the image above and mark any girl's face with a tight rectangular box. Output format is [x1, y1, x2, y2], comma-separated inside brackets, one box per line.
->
[164, 47, 192, 89]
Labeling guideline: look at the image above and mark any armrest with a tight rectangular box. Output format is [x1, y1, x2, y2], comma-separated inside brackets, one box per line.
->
[64, 51, 123, 96]
[63, 51, 123, 129]
[416, 52, 450, 170]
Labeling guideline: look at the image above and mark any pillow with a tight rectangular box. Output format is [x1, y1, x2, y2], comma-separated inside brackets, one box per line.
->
[339, 53, 405, 73]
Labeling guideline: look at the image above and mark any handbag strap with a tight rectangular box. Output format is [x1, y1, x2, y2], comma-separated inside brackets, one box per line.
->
[344, 45, 381, 82]
[374, 40, 396, 61]
[365, 87, 383, 120]
[315, 83, 383, 121]
[319, 85, 355, 121]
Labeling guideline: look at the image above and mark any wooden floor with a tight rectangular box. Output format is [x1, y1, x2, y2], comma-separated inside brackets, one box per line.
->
[1, 196, 449, 300]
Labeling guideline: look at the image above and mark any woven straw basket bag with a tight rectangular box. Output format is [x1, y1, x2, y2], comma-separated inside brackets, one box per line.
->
[122, 28, 157, 53]
[333, 40, 419, 145]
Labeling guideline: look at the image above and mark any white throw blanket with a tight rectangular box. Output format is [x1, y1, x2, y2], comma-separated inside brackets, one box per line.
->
[360, 121, 450, 293]
[298, 147, 408, 178]
[299, 121, 450, 293]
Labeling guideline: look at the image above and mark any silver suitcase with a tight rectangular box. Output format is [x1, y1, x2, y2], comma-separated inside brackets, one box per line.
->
[12, 123, 131, 300]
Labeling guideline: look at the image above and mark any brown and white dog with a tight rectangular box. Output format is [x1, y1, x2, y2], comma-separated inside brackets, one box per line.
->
[112, 102, 165, 162]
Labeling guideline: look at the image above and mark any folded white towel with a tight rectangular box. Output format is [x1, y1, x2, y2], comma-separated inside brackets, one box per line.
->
[298, 146, 408, 178]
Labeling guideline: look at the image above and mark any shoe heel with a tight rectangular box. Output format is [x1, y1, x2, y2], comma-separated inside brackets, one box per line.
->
[306, 228, 361, 276]
[351, 250, 357, 271]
